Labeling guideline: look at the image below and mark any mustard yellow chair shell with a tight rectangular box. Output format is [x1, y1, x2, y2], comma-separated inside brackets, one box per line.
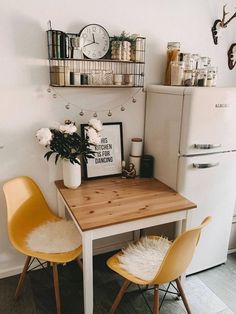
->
[3, 176, 82, 314]
[107, 216, 212, 314]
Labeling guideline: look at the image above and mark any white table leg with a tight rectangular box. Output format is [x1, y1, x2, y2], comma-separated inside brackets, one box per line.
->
[133, 230, 141, 241]
[82, 231, 93, 314]
[180, 212, 192, 283]
[175, 221, 182, 237]
[57, 191, 66, 218]
[181, 210, 192, 234]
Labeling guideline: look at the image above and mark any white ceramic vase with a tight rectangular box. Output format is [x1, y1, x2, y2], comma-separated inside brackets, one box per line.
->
[62, 159, 81, 189]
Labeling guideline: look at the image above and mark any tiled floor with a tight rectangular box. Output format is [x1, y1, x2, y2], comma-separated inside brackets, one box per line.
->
[0, 252, 235, 314]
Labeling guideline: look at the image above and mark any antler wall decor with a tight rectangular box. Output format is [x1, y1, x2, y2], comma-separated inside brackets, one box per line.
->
[211, 4, 236, 45]
[228, 43, 236, 69]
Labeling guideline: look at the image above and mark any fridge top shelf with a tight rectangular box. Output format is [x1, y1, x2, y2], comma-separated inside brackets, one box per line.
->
[146, 85, 236, 95]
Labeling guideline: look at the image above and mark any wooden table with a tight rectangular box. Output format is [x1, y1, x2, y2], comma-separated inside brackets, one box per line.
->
[55, 177, 196, 314]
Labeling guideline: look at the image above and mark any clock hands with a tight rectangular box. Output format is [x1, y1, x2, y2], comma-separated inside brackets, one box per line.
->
[83, 41, 94, 47]
[92, 33, 99, 45]
[83, 34, 99, 48]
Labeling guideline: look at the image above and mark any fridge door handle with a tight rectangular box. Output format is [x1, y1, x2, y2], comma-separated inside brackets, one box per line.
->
[193, 162, 220, 169]
[194, 144, 222, 149]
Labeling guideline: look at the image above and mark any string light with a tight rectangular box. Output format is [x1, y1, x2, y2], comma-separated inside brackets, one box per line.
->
[46, 86, 142, 117]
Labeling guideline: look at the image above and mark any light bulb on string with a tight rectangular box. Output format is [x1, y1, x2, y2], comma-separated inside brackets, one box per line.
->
[49, 87, 142, 117]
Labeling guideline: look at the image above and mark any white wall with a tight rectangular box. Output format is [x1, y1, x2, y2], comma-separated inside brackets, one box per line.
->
[1, 0, 236, 277]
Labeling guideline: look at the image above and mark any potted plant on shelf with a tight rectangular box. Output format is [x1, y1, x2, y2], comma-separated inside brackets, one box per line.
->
[36, 118, 102, 189]
[111, 31, 138, 61]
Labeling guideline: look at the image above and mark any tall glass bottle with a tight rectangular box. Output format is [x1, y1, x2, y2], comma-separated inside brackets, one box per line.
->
[165, 42, 180, 85]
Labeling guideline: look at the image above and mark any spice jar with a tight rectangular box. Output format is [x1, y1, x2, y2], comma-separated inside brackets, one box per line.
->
[212, 67, 218, 87]
[131, 138, 143, 157]
[191, 54, 200, 69]
[183, 55, 193, 86]
[183, 70, 193, 86]
[165, 42, 180, 85]
[171, 61, 185, 86]
[199, 57, 210, 69]
[207, 69, 213, 87]
[197, 68, 207, 87]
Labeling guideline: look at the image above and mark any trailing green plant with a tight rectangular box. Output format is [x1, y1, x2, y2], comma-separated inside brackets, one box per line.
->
[111, 31, 137, 44]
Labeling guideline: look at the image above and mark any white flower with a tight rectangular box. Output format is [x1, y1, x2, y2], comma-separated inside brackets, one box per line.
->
[36, 128, 52, 146]
[88, 118, 103, 132]
[59, 123, 77, 134]
[87, 127, 101, 145]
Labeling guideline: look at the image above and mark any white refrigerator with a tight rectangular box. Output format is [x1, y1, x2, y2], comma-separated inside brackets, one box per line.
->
[144, 85, 236, 274]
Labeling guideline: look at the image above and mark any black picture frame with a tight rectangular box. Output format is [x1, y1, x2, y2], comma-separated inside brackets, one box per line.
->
[81, 122, 124, 179]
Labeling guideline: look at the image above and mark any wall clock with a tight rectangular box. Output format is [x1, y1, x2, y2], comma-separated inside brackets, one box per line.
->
[79, 24, 110, 59]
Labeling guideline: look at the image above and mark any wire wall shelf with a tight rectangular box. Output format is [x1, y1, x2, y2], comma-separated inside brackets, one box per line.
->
[47, 30, 146, 88]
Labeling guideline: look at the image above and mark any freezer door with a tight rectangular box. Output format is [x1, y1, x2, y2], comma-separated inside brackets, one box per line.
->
[177, 152, 236, 274]
[180, 87, 236, 155]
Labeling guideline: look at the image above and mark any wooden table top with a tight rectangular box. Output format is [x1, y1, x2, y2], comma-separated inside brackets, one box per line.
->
[55, 177, 196, 231]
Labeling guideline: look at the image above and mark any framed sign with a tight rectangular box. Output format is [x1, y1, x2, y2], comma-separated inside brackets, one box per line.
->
[81, 122, 124, 179]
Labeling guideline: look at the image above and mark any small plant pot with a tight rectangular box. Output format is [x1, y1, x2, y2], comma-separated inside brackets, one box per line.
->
[111, 41, 131, 61]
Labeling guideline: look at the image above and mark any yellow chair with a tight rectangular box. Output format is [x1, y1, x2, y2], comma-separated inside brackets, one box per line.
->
[107, 216, 212, 314]
[3, 176, 82, 314]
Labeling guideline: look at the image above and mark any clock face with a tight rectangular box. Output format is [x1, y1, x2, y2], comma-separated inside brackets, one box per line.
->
[80, 24, 110, 59]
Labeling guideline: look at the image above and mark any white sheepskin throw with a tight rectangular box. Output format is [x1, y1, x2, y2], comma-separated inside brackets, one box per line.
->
[26, 220, 81, 253]
[118, 237, 171, 281]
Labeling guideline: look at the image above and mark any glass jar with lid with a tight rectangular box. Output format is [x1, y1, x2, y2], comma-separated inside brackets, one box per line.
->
[197, 68, 208, 86]
[207, 66, 218, 87]
[165, 42, 180, 85]
[183, 69, 193, 86]
[207, 69, 213, 87]
[191, 54, 200, 69]
[183, 54, 193, 86]
[199, 56, 210, 69]
[171, 61, 185, 86]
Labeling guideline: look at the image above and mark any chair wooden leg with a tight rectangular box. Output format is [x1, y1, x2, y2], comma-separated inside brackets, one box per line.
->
[15, 256, 31, 299]
[175, 278, 192, 314]
[109, 279, 130, 314]
[52, 263, 61, 314]
[153, 285, 159, 314]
